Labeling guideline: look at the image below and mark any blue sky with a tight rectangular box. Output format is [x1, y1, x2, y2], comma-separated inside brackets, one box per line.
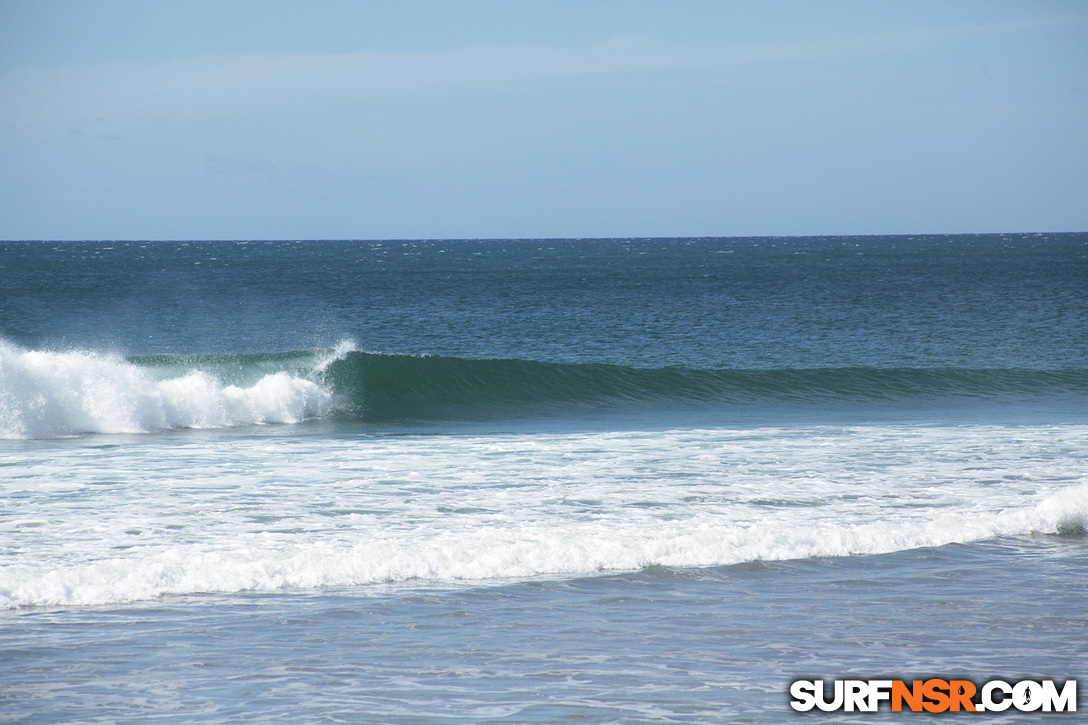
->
[1, 0, 1085, 240]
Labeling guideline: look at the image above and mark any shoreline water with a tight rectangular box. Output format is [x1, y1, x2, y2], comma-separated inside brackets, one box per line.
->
[3, 535, 1085, 723]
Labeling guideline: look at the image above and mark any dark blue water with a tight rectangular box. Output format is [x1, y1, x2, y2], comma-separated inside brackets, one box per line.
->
[3, 235, 1085, 369]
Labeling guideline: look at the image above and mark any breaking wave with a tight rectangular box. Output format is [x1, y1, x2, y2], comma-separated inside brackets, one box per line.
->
[0, 339, 335, 438]
[3, 337, 1086, 438]
[3, 481, 1086, 609]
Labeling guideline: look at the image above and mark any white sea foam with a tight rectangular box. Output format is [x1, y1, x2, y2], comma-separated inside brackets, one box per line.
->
[1, 423, 1084, 608]
[3, 482, 1086, 609]
[0, 340, 333, 438]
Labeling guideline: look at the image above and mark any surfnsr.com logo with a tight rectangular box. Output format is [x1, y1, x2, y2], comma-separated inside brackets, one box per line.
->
[789, 679, 1077, 713]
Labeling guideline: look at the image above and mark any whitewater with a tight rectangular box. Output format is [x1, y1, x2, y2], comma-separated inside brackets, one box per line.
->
[4, 421, 1088, 610]
[0, 339, 351, 438]
[2, 235, 1086, 722]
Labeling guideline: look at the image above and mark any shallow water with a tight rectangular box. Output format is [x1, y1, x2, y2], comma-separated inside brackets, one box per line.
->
[3, 536, 1085, 723]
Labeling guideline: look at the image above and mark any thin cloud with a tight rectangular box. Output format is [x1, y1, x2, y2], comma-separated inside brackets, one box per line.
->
[6, 13, 1082, 129]
[204, 155, 352, 185]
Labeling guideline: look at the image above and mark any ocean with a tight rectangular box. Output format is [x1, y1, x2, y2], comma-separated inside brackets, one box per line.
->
[1, 234, 1085, 722]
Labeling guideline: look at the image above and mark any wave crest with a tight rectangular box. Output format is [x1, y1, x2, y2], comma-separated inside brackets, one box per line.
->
[0, 340, 333, 439]
[3, 338, 1086, 438]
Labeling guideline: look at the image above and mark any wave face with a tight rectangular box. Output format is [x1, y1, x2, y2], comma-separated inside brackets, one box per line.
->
[323, 352, 1088, 421]
[3, 338, 1086, 438]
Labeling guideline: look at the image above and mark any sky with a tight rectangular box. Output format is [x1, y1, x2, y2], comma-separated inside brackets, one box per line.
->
[1, 0, 1086, 240]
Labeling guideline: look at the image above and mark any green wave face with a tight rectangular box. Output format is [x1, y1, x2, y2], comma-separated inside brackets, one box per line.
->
[130, 351, 321, 386]
[322, 353, 715, 420]
[317, 352, 1088, 422]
